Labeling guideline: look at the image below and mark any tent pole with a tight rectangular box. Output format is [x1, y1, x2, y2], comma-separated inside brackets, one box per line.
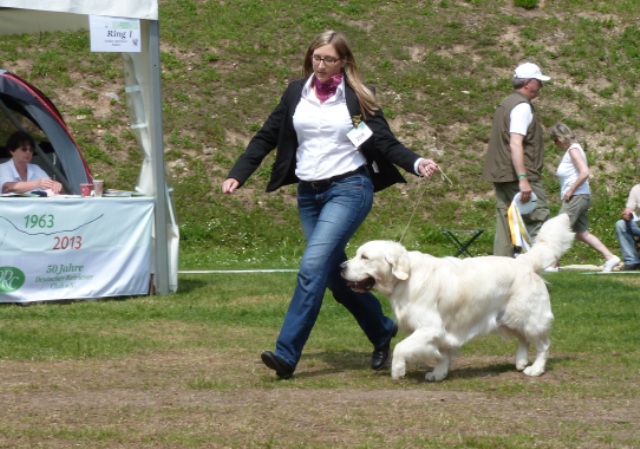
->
[148, 19, 170, 295]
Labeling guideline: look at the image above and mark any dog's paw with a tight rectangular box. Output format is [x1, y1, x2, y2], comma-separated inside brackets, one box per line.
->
[523, 365, 545, 377]
[425, 370, 447, 382]
[516, 360, 528, 371]
[391, 362, 406, 380]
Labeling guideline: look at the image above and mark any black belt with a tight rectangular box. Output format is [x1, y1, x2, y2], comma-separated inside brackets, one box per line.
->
[299, 165, 367, 190]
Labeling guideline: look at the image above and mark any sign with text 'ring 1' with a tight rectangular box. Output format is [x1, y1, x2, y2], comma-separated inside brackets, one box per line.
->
[89, 15, 141, 53]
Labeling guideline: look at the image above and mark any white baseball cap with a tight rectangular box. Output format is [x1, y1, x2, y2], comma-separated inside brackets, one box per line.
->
[513, 62, 550, 81]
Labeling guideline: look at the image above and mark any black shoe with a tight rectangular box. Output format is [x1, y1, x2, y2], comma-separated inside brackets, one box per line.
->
[371, 323, 399, 370]
[261, 351, 294, 379]
[621, 263, 640, 271]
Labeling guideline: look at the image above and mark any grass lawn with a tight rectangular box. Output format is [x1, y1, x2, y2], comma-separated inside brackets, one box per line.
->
[0, 270, 638, 448]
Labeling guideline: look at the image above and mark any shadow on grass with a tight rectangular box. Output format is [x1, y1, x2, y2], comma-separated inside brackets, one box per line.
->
[0, 295, 136, 308]
[292, 350, 368, 378]
[173, 277, 209, 294]
[288, 351, 579, 382]
[0, 277, 216, 308]
[0, 277, 209, 307]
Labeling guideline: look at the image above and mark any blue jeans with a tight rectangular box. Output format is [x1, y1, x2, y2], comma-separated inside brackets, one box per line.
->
[273, 172, 395, 368]
[615, 219, 640, 265]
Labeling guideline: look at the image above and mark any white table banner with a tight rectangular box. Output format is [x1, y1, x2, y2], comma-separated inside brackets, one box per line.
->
[0, 196, 154, 303]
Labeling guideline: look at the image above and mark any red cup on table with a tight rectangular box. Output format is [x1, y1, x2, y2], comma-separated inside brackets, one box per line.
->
[80, 183, 92, 197]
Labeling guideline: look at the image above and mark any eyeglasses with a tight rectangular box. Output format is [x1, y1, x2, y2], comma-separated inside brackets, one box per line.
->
[18, 146, 34, 153]
[312, 55, 342, 66]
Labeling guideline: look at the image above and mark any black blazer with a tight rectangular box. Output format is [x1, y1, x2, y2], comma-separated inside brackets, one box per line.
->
[227, 77, 422, 192]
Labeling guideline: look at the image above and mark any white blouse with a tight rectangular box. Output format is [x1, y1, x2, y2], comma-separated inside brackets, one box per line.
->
[0, 159, 49, 193]
[556, 143, 590, 199]
[292, 76, 366, 181]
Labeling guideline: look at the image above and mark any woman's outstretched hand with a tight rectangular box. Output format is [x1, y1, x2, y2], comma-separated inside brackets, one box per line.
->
[417, 158, 439, 178]
[222, 178, 240, 194]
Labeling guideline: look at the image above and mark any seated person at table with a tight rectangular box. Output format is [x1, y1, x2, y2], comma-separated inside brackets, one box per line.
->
[0, 131, 62, 195]
[615, 183, 640, 271]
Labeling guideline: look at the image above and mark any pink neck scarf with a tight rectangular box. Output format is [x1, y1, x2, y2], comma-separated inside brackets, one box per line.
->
[313, 73, 343, 103]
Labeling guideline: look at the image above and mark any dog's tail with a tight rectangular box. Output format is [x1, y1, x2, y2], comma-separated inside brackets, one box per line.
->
[516, 213, 575, 273]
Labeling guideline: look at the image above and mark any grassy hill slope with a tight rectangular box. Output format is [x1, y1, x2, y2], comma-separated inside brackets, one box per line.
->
[1, 0, 639, 268]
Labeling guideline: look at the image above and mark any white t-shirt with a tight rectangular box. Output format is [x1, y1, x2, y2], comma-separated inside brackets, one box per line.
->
[556, 143, 590, 198]
[626, 184, 640, 218]
[509, 102, 533, 135]
[0, 159, 49, 193]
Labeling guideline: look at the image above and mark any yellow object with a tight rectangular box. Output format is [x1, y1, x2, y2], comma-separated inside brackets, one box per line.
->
[508, 200, 532, 253]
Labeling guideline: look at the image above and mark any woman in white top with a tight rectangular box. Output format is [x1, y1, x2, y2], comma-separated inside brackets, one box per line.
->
[0, 131, 62, 195]
[223, 30, 439, 379]
[550, 123, 619, 272]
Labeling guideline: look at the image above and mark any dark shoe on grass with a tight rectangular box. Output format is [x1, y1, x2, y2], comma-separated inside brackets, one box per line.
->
[371, 323, 399, 370]
[261, 351, 294, 379]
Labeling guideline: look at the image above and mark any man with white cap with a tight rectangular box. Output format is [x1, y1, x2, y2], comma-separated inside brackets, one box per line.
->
[482, 62, 552, 257]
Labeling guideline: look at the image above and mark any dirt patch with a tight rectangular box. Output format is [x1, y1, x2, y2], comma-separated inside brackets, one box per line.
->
[1, 350, 638, 448]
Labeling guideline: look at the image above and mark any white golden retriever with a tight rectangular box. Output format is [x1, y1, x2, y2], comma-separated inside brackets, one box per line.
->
[341, 214, 574, 381]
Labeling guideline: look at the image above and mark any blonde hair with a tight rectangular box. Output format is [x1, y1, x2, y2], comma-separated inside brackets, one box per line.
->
[302, 30, 380, 118]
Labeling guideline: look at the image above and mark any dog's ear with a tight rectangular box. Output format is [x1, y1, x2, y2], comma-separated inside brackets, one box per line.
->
[386, 253, 410, 281]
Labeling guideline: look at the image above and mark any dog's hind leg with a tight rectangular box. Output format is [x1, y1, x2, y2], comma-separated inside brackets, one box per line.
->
[498, 326, 529, 371]
[515, 339, 529, 371]
[504, 283, 553, 376]
[391, 327, 444, 380]
[425, 353, 451, 382]
[523, 336, 550, 377]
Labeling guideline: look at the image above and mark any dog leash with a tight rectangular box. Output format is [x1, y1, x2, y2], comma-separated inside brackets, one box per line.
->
[398, 166, 453, 244]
